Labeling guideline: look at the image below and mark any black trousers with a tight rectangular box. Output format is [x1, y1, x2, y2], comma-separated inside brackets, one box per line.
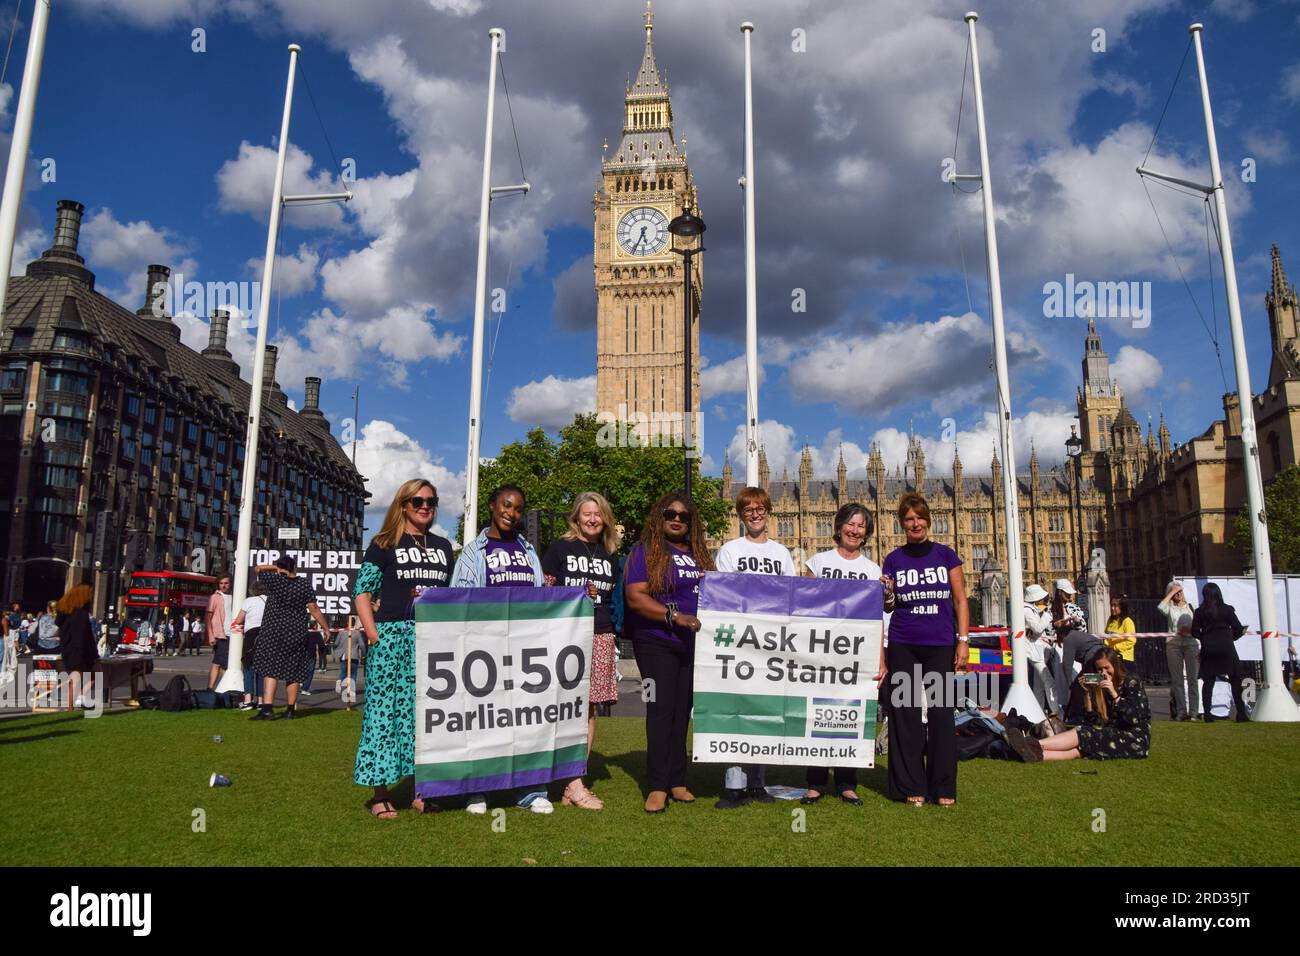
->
[1200, 656, 1248, 719]
[634, 639, 693, 792]
[886, 641, 958, 802]
[806, 765, 858, 791]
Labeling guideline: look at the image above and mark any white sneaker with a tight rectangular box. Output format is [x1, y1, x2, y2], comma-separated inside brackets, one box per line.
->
[465, 794, 488, 814]
[300, 689, 313, 697]
[526, 796, 554, 814]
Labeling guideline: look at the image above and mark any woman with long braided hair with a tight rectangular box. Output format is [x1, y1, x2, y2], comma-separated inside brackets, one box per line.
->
[623, 491, 715, 813]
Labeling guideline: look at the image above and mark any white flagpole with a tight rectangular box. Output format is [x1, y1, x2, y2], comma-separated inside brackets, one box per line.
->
[463, 28, 504, 547]
[741, 21, 759, 488]
[220, 44, 301, 694]
[1187, 24, 1296, 721]
[963, 12, 1041, 723]
[0, 0, 52, 344]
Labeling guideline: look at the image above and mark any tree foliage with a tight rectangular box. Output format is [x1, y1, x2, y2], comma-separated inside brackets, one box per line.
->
[459, 414, 732, 552]
[1232, 465, 1300, 574]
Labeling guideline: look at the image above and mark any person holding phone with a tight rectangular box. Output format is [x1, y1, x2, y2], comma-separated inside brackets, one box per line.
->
[1007, 648, 1151, 761]
[351, 479, 453, 818]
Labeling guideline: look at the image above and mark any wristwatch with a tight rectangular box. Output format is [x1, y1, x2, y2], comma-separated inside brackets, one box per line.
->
[956, 635, 970, 642]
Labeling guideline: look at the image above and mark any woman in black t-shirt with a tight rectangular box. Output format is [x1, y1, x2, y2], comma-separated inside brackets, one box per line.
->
[352, 479, 453, 818]
[541, 492, 622, 810]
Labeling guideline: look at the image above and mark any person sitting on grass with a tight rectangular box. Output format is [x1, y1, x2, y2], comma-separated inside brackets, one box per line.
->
[1006, 648, 1150, 763]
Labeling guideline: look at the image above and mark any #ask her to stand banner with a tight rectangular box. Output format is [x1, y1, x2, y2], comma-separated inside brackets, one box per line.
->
[413, 587, 593, 798]
[693, 573, 884, 769]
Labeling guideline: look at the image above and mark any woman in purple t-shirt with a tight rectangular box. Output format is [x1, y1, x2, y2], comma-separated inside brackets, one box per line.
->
[881, 492, 969, 807]
[623, 492, 715, 813]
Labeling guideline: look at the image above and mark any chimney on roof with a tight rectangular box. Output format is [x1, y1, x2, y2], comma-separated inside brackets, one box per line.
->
[51, 199, 85, 257]
[300, 376, 329, 432]
[27, 199, 96, 287]
[261, 344, 287, 407]
[201, 307, 240, 377]
[139, 264, 171, 318]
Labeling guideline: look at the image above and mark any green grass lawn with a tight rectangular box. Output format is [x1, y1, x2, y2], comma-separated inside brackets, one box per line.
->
[1, 707, 1296, 866]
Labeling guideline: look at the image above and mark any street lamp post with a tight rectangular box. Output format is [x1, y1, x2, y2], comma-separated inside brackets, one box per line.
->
[1065, 426, 1084, 576]
[668, 204, 705, 500]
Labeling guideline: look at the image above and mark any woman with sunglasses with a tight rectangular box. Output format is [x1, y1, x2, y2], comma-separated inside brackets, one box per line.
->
[352, 479, 454, 819]
[623, 492, 714, 813]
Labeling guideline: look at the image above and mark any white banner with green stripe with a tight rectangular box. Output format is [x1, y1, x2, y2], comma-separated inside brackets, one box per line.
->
[413, 586, 593, 797]
[693, 573, 884, 768]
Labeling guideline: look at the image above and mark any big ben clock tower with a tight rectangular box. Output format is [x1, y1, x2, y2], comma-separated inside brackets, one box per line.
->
[594, 2, 701, 441]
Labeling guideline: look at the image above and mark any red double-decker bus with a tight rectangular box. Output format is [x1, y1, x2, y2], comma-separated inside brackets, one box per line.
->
[123, 570, 217, 642]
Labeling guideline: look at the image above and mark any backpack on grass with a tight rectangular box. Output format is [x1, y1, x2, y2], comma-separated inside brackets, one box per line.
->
[160, 675, 194, 712]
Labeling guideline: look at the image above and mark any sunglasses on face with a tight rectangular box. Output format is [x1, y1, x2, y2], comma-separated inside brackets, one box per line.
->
[406, 496, 438, 510]
[663, 509, 692, 524]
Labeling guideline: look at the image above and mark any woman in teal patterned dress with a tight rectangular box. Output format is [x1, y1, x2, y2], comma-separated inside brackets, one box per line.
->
[353, 478, 454, 818]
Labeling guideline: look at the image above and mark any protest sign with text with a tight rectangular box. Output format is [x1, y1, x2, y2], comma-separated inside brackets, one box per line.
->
[247, 549, 361, 617]
[414, 587, 593, 798]
[693, 573, 884, 768]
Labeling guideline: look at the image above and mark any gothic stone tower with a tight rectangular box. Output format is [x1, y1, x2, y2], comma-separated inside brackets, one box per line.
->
[593, 2, 701, 442]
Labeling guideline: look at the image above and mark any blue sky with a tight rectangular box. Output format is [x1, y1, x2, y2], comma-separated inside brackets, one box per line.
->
[2, 0, 1298, 532]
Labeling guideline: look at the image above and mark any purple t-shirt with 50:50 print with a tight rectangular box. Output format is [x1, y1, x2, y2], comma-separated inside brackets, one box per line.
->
[623, 541, 701, 646]
[882, 541, 963, 646]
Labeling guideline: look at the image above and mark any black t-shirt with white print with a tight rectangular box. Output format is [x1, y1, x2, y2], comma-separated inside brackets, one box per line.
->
[542, 538, 620, 633]
[363, 531, 454, 622]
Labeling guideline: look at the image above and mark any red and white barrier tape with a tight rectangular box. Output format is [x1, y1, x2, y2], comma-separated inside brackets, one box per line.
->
[975, 629, 1299, 638]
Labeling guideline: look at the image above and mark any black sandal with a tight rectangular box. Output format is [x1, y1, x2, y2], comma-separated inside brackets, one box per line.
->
[411, 797, 440, 814]
[367, 799, 398, 820]
[840, 792, 863, 806]
[800, 790, 823, 805]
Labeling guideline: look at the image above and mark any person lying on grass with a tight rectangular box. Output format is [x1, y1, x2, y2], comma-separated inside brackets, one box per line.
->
[1006, 648, 1150, 762]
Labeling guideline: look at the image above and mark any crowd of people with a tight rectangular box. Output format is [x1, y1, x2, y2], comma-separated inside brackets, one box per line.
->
[0, 476, 1265, 814]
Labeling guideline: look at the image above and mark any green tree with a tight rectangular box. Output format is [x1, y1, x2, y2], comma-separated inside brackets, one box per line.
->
[1231, 464, 1300, 573]
[459, 413, 731, 551]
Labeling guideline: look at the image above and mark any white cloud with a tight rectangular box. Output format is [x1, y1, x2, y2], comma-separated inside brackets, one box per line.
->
[724, 408, 1080, 485]
[79, 208, 198, 298]
[1283, 64, 1300, 102]
[1111, 345, 1162, 398]
[506, 374, 595, 429]
[786, 311, 1047, 415]
[701, 354, 764, 400]
[352, 418, 466, 537]
[1243, 130, 1288, 163]
[9, 227, 43, 276]
[272, 305, 463, 388]
[246, 244, 320, 298]
[216, 141, 347, 230]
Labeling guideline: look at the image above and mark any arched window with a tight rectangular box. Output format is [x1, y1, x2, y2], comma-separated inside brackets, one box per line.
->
[1267, 431, 1282, 472]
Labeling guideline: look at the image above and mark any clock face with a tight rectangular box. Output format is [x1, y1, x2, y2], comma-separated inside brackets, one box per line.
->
[617, 206, 669, 256]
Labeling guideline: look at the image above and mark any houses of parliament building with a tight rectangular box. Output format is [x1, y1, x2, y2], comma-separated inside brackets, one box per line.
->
[592, 6, 1300, 599]
[714, 248, 1300, 599]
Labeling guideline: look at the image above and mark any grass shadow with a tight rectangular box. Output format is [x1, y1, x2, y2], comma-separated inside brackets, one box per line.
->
[0, 729, 80, 745]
